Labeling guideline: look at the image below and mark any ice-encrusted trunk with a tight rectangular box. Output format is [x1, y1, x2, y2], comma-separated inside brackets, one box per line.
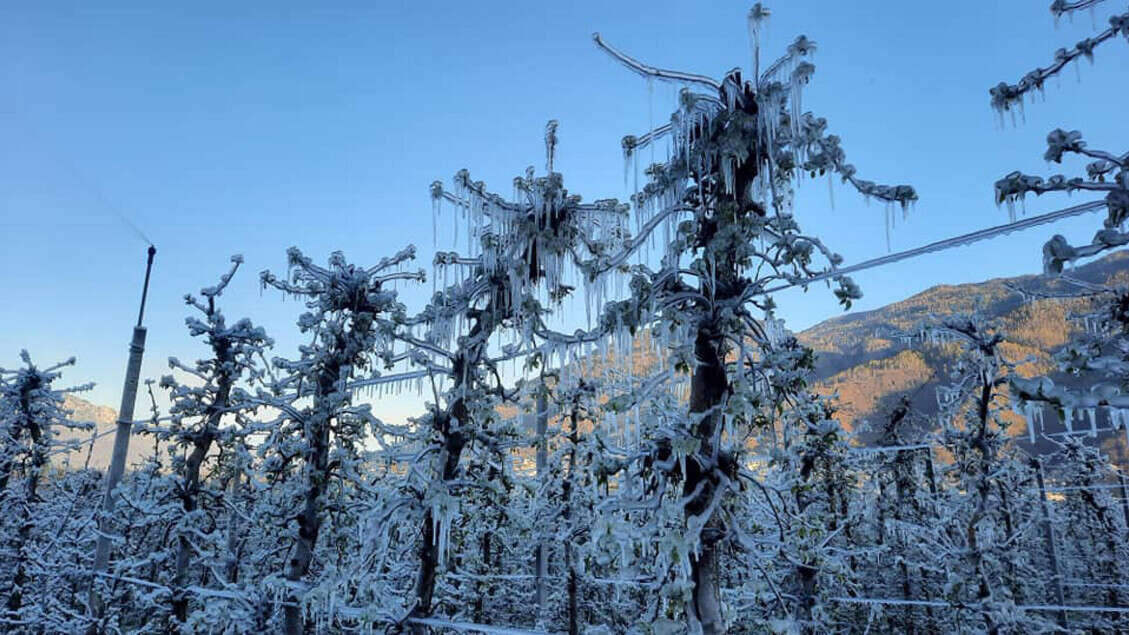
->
[282, 355, 346, 635]
[563, 405, 581, 635]
[677, 79, 764, 634]
[412, 387, 467, 622]
[6, 377, 43, 613]
[893, 463, 916, 632]
[474, 459, 504, 624]
[791, 438, 822, 626]
[683, 326, 728, 634]
[412, 308, 493, 628]
[224, 453, 243, 584]
[880, 402, 917, 632]
[172, 341, 233, 622]
[967, 376, 998, 635]
[995, 482, 1020, 603]
[534, 390, 549, 618]
[1074, 468, 1125, 624]
[0, 428, 19, 499]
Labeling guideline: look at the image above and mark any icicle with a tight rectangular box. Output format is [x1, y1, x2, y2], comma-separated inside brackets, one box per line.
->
[431, 188, 441, 248]
[884, 202, 892, 252]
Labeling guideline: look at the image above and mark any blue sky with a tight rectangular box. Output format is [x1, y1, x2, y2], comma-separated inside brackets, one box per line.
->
[2, 1, 1127, 417]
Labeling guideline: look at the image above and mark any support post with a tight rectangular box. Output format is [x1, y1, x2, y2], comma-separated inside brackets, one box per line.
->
[88, 245, 155, 622]
[1034, 459, 1068, 630]
[88, 326, 147, 618]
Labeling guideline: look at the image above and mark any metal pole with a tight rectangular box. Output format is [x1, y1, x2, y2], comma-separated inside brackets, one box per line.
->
[89, 246, 155, 621]
[1035, 459, 1069, 630]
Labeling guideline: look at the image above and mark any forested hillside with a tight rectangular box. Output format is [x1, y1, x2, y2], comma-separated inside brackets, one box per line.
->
[801, 251, 1129, 457]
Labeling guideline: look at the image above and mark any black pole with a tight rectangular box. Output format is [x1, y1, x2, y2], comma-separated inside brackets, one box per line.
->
[137, 245, 156, 327]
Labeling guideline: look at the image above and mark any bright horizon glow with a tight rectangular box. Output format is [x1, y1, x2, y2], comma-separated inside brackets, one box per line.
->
[2, 1, 1127, 420]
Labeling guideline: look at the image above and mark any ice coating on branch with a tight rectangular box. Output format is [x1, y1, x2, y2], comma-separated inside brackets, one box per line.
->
[992, 124, 1128, 274]
[990, 7, 1129, 117]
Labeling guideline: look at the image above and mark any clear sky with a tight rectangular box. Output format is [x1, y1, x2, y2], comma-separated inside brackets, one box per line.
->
[2, 1, 1127, 418]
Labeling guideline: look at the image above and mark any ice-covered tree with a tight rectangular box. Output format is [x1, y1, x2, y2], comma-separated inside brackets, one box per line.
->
[257, 246, 423, 634]
[567, 5, 915, 631]
[1043, 435, 1129, 631]
[847, 398, 940, 633]
[0, 353, 93, 622]
[150, 256, 272, 624]
[528, 373, 617, 634]
[914, 317, 1049, 633]
[380, 124, 627, 627]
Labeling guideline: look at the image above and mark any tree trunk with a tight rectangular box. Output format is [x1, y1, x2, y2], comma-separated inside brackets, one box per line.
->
[172, 430, 215, 621]
[283, 365, 340, 635]
[6, 398, 44, 614]
[683, 326, 727, 634]
[413, 406, 468, 630]
[412, 312, 492, 628]
[174, 344, 233, 622]
[225, 453, 244, 584]
[534, 390, 549, 618]
[967, 379, 998, 635]
[564, 406, 581, 635]
[1035, 460, 1068, 630]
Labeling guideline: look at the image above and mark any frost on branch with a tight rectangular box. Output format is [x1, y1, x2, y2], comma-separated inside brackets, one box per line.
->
[989, 5, 1129, 118]
[1009, 282, 1129, 448]
[0, 352, 92, 621]
[989, 3, 1129, 268]
[990, 6, 1129, 272]
[994, 129, 1128, 258]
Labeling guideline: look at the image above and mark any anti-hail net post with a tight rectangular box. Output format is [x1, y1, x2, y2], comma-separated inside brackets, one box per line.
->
[89, 245, 156, 619]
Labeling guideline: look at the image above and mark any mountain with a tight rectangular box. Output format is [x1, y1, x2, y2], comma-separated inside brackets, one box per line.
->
[57, 394, 154, 470]
[798, 250, 1129, 454]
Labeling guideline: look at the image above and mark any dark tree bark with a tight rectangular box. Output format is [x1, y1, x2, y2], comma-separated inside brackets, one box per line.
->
[173, 341, 233, 622]
[683, 327, 729, 634]
[283, 357, 345, 635]
[6, 376, 44, 614]
[412, 308, 495, 630]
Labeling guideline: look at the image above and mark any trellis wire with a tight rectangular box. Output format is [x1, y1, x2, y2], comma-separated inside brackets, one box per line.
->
[765, 199, 1106, 293]
[829, 596, 1129, 613]
[93, 572, 557, 635]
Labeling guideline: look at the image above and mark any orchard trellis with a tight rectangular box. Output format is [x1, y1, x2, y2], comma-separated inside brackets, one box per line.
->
[2, 2, 1129, 634]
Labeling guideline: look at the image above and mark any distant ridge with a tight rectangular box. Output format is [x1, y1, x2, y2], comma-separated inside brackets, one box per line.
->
[57, 394, 153, 470]
[798, 250, 1129, 455]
